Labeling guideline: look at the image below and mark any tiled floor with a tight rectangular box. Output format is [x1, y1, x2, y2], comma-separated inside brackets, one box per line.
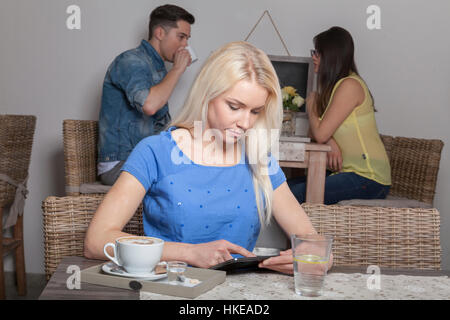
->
[3, 272, 47, 300]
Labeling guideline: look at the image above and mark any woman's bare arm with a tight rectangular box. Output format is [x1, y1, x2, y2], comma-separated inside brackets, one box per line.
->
[84, 171, 146, 259]
[307, 78, 364, 144]
[83, 171, 254, 266]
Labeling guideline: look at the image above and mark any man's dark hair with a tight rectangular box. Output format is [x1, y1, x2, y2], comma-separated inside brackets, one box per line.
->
[148, 4, 195, 40]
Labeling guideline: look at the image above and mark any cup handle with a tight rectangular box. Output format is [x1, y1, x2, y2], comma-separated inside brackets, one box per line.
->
[103, 242, 120, 266]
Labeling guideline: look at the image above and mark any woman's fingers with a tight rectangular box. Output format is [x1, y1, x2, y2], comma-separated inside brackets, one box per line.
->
[280, 249, 292, 255]
[192, 240, 255, 268]
[258, 253, 294, 274]
[259, 259, 294, 274]
[261, 253, 292, 266]
[259, 263, 294, 274]
[333, 156, 339, 172]
[226, 241, 256, 258]
[328, 252, 334, 271]
[327, 154, 333, 170]
[210, 240, 256, 266]
[327, 153, 339, 171]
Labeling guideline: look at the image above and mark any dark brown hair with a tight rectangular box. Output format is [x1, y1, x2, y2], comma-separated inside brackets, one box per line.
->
[148, 4, 195, 40]
[313, 26, 361, 117]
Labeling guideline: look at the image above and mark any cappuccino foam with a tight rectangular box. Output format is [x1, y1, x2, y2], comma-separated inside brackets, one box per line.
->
[118, 237, 155, 245]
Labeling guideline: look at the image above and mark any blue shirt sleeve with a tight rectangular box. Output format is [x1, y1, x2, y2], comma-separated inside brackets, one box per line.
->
[121, 137, 158, 191]
[109, 53, 153, 113]
[268, 154, 286, 190]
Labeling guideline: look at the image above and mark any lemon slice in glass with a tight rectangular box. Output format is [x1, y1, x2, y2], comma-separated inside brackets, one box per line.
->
[294, 254, 328, 264]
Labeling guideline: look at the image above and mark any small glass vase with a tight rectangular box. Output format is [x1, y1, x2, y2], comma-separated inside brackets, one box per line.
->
[282, 110, 295, 136]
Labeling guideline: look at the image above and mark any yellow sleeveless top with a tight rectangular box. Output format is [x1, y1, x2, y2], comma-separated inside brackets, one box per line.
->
[320, 73, 391, 185]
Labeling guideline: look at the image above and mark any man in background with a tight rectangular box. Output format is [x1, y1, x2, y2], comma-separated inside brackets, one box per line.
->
[98, 4, 195, 185]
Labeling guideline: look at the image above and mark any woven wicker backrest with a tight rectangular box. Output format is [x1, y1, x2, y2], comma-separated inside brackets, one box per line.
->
[63, 120, 99, 196]
[379, 134, 394, 160]
[380, 135, 444, 204]
[302, 203, 441, 270]
[61, 121, 444, 204]
[42, 195, 143, 279]
[0, 114, 36, 207]
[42, 196, 441, 279]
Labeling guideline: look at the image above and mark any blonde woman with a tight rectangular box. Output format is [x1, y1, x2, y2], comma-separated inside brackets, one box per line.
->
[84, 41, 327, 274]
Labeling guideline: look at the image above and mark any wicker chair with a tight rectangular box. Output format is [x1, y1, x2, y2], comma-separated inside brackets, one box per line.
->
[381, 134, 444, 204]
[338, 135, 444, 207]
[42, 196, 441, 280]
[63, 119, 111, 196]
[302, 203, 441, 270]
[42, 196, 143, 280]
[1, 114, 36, 299]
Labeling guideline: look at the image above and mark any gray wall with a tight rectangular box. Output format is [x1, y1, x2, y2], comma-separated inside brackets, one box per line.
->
[1, 0, 449, 274]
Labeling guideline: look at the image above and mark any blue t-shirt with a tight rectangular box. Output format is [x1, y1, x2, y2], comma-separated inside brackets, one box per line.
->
[121, 127, 286, 252]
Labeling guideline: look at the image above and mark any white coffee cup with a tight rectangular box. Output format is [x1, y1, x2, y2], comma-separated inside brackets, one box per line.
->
[185, 45, 198, 63]
[103, 236, 164, 274]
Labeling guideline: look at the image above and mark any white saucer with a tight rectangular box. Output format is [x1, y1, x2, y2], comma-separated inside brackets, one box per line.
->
[102, 262, 167, 280]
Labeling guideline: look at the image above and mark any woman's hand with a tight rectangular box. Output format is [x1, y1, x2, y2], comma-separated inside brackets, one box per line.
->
[258, 249, 295, 274]
[258, 250, 334, 274]
[326, 138, 343, 172]
[328, 252, 334, 271]
[186, 240, 255, 269]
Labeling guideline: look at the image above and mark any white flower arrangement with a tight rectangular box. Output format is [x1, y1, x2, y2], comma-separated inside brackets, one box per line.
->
[281, 86, 305, 111]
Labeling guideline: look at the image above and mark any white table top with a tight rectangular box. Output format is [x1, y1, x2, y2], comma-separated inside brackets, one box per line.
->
[140, 269, 450, 300]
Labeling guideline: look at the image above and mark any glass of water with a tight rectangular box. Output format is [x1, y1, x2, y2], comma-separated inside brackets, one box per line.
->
[167, 261, 187, 284]
[291, 234, 333, 297]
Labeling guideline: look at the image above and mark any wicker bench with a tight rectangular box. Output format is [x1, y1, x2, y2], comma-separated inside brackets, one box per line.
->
[339, 135, 444, 207]
[62, 120, 444, 206]
[42, 196, 441, 280]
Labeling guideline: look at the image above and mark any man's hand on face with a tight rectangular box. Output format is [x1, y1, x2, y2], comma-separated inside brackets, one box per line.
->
[172, 47, 191, 73]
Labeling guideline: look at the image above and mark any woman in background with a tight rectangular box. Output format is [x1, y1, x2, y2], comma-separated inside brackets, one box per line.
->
[288, 26, 391, 204]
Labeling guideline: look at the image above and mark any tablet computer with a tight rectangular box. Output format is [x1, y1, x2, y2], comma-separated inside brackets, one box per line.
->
[209, 247, 281, 273]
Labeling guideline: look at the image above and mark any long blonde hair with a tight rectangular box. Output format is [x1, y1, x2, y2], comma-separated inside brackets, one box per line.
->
[171, 41, 282, 226]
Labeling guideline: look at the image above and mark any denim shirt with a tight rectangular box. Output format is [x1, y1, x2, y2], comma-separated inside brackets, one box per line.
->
[98, 40, 171, 162]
